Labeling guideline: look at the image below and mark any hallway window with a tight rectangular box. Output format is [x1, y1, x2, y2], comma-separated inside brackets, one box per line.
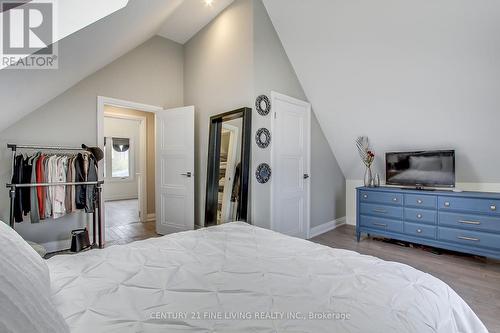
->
[112, 137, 130, 177]
[104, 137, 131, 179]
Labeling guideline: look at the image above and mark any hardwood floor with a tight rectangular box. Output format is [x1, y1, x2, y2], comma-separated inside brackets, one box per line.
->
[104, 199, 159, 246]
[311, 224, 500, 332]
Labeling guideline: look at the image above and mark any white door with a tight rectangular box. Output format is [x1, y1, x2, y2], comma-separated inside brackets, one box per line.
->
[155, 106, 195, 234]
[271, 92, 311, 239]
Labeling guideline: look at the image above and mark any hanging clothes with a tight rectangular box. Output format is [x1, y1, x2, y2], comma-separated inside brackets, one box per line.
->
[21, 155, 32, 216]
[36, 154, 46, 219]
[29, 154, 40, 223]
[52, 156, 67, 219]
[85, 155, 98, 213]
[12, 154, 24, 223]
[74, 153, 86, 210]
[11, 150, 100, 223]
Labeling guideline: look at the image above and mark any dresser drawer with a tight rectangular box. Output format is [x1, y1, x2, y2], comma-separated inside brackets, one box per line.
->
[438, 227, 500, 251]
[439, 212, 500, 233]
[360, 203, 403, 220]
[359, 190, 402, 206]
[359, 216, 403, 233]
[404, 194, 437, 209]
[438, 196, 500, 215]
[404, 208, 437, 224]
[404, 222, 436, 239]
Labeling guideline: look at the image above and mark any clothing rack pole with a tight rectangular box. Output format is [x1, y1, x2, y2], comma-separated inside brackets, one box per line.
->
[96, 183, 104, 248]
[7, 143, 105, 249]
[7, 143, 85, 151]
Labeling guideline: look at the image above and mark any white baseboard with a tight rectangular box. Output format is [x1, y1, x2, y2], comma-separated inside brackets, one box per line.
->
[146, 213, 155, 222]
[309, 217, 346, 238]
[104, 195, 138, 201]
[41, 238, 72, 253]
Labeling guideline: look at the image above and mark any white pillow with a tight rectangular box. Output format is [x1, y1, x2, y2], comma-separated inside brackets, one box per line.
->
[0, 221, 69, 333]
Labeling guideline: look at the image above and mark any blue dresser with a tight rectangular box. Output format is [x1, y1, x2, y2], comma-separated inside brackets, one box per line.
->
[356, 186, 500, 259]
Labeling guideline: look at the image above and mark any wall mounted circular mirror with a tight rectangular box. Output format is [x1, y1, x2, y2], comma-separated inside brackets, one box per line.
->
[255, 95, 271, 116]
[256, 163, 271, 183]
[255, 128, 271, 148]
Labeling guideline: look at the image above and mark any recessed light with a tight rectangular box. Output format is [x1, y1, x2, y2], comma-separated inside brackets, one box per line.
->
[204, 0, 214, 7]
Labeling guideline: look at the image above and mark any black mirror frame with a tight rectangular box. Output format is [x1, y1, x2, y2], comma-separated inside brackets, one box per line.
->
[204, 107, 252, 227]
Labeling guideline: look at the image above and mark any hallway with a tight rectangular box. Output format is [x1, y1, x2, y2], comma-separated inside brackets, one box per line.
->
[104, 199, 158, 246]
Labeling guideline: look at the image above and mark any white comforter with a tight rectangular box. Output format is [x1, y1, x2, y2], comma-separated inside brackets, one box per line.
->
[47, 222, 488, 333]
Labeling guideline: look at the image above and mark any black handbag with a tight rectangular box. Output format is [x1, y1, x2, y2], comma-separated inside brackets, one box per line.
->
[70, 228, 91, 252]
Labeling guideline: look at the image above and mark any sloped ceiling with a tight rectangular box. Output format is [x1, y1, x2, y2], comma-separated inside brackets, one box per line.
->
[157, 0, 234, 44]
[0, 0, 236, 133]
[0, 0, 184, 132]
[0, 0, 129, 70]
[263, 0, 500, 183]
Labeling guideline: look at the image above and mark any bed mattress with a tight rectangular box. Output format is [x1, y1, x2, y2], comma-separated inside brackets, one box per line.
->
[47, 222, 487, 333]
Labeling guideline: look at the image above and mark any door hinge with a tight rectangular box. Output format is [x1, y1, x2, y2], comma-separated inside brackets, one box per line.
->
[274, 112, 277, 119]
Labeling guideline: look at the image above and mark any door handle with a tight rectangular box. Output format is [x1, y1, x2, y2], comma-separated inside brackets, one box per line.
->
[457, 236, 479, 242]
[458, 220, 481, 225]
[303, 174, 310, 179]
[180, 172, 192, 178]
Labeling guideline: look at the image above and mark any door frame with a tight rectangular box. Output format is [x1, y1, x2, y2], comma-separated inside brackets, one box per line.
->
[270, 91, 311, 239]
[97, 96, 162, 224]
[205, 107, 252, 226]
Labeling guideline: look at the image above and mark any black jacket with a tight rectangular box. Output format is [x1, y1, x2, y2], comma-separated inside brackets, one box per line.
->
[74, 153, 86, 210]
[12, 155, 24, 222]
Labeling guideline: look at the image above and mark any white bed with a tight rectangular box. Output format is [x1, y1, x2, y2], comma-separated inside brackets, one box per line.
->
[43, 222, 487, 333]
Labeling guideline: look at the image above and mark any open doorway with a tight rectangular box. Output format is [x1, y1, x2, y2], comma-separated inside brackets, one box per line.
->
[97, 97, 161, 245]
[98, 97, 195, 245]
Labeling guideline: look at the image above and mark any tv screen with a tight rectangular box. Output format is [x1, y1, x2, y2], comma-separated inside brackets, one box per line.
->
[385, 150, 455, 188]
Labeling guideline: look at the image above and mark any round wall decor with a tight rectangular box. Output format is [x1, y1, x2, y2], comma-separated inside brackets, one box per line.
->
[255, 95, 271, 116]
[255, 128, 271, 148]
[256, 163, 272, 184]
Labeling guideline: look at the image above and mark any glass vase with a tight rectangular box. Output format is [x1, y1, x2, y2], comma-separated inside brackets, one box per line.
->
[364, 166, 373, 187]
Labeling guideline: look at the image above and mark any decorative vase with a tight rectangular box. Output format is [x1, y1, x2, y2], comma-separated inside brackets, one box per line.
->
[374, 173, 380, 187]
[364, 166, 373, 187]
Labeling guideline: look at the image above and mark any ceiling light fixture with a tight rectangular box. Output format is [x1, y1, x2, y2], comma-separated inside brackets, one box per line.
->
[204, 0, 214, 7]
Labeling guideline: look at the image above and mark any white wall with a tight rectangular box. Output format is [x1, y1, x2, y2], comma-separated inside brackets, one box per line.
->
[252, 0, 345, 229]
[264, 0, 500, 183]
[103, 116, 141, 201]
[184, 0, 254, 227]
[184, 0, 346, 229]
[0, 36, 184, 251]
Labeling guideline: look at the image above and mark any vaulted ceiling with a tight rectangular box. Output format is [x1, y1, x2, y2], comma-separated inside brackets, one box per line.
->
[0, 0, 234, 132]
[263, 0, 500, 183]
[157, 0, 234, 44]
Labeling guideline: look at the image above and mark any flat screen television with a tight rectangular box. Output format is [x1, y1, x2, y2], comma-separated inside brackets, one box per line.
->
[385, 150, 455, 188]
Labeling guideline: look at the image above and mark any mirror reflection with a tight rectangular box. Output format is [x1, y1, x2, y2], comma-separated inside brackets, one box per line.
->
[205, 108, 251, 227]
[217, 118, 242, 223]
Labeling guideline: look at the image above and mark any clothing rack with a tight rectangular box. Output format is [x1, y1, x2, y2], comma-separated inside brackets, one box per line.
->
[6, 143, 105, 249]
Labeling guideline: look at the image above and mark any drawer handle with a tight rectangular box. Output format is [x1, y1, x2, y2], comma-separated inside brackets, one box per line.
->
[444, 201, 450, 207]
[373, 209, 388, 213]
[373, 222, 387, 227]
[416, 214, 423, 219]
[490, 205, 497, 211]
[363, 194, 368, 199]
[392, 197, 398, 202]
[417, 199, 423, 204]
[416, 228, 422, 233]
[457, 236, 480, 242]
[458, 220, 481, 225]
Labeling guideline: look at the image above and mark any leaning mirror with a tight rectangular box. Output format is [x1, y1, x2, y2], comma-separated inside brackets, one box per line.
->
[205, 108, 251, 226]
